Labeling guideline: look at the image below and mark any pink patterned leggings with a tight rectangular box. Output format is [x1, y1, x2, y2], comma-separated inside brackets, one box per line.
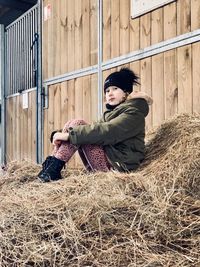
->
[52, 119, 111, 172]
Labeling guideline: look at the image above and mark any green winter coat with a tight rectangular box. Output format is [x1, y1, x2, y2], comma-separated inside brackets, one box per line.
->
[69, 98, 149, 171]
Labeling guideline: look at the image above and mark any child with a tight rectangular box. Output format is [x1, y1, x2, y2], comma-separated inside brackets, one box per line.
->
[38, 68, 152, 182]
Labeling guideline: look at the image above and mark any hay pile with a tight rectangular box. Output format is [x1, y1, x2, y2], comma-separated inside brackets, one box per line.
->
[0, 113, 199, 267]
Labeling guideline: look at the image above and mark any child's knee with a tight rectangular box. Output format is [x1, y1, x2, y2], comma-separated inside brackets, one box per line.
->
[68, 119, 87, 127]
[62, 119, 87, 132]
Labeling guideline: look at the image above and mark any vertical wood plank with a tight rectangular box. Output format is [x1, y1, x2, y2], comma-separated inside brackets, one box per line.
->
[67, 0, 75, 72]
[103, 0, 111, 61]
[60, 81, 69, 165]
[130, 61, 141, 92]
[16, 96, 21, 161]
[177, 45, 192, 113]
[60, 81, 68, 128]
[11, 98, 14, 160]
[90, 74, 98, 122]
[54, 84, 61, 130]
[130, 17, 140, 52]
[151, 8, 163, 45]
[43, 0, 48, 80]
[54, 0, 61, 76]
[48, 85, 56, 154]
[10, 98, 14, 161]
[67, 79, 75, 167]
[90, 0, 98, 65]
[67, 80, 75, 120]
[74, 78, 83, 119]
[51, 0, 57, 76]
[6, 99, 11, 161]
[119, 0, 130, 55]
[22, 100, 26, 161]
[82, 76, 91, 122]
[23, 104, 28, 160]
[177, 0, 191, 35]
[47, 0, 53, 78]
[164, 50, 178, 118]
[60, 0, 68, 74]
[140, 58, 152, 130]
[152, 54, 165, 127]
[140, 14, 151, 49]
[43, 106, 48, 159]
[75, 0, 82, 69]
[111, 0, 120, 58]
[12, 97, 17, 160]
[191, 0, 200, 30]
[27, 92, 32, 160]
[192, 42, 200, 113]
[21, 105, 25, 160]
[19, 95, 23, 160]
[82, 0, 90, 67]
[74, 77, 84, 169]
[163, 2, 177, 40]
[14, 98, 18, 161]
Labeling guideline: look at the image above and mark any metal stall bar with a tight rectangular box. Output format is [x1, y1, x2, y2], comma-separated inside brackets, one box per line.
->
[30, 10, 33, 88]
[27, 13, 31, 89]
[97, 0, 103, 118]
[15, 22, 18, 93]
[24, 15, 26, 90]
[36, 0, 43, 163]
[7, 27, 10, 96]
[0, 25, 6, 164]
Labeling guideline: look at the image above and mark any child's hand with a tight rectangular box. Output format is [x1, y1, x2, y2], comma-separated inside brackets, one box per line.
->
[50, 129, 62, 143]
[53, 132, 69, 145]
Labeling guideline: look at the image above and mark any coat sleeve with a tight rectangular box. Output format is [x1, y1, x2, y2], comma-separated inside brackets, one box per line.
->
[68, 109, 144, 146]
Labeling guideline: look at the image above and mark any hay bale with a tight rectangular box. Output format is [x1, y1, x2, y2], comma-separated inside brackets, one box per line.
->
[0, 113, 199, 267]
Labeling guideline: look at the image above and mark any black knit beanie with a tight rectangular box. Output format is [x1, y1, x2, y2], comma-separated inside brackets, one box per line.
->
[104, 68, 139, 94]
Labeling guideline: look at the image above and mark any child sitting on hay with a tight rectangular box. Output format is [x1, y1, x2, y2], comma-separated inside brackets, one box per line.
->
[38, 68, 153, 182]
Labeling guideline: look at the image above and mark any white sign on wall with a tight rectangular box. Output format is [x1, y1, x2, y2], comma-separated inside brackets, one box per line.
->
[44, 4, 51, 21]
[22, 92, 28, 109]
[131, 0, 176, 18]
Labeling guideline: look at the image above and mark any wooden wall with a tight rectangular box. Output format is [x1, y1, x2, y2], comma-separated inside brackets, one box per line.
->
[6, 92, 36, 162]
[103, 0, 200, 59]
[43, 0, 200, 78]
[43, 0, 98, 80]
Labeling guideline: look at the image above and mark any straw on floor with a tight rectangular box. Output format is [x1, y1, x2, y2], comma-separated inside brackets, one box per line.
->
[0, 113, 199, 267]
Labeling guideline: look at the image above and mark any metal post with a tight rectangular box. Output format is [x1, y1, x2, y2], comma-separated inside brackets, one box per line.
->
[97, 0, 103, 118]
[0, 24, 6, 165]
[36, 0, 43, 163]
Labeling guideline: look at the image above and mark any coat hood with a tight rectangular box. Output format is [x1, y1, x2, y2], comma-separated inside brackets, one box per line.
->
[128, 91, 153, 105]
[127, 91, 153, 117]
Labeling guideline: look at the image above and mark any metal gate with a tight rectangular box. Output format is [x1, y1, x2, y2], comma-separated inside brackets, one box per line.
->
[5, 5, 38, 96]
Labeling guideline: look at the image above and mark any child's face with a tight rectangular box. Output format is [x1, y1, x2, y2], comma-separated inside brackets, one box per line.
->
[105, 86, 127, 106]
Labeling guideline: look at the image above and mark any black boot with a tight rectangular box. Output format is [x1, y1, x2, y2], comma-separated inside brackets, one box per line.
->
[38, 157, 65, 182]
[38, 156, 53, 177]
